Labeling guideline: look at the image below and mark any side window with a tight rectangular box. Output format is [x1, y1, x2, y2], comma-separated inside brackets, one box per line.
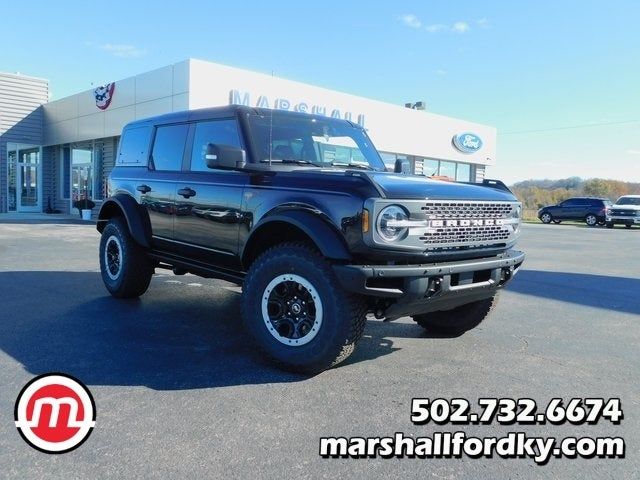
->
[190, 119, 242, 172]
[118, 126, 151, 164]
[151, 124, 189, 171]
[562, 199, 577, 206]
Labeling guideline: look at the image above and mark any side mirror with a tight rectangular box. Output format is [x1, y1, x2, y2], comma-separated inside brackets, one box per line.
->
[394, 158, 411, 174]
[206, 143, 247, 170]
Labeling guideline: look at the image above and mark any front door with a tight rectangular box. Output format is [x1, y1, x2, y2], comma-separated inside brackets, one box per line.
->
[173, 119, 248, 269]
[7, 144, 42, 212]
[70, 147, 93, 213]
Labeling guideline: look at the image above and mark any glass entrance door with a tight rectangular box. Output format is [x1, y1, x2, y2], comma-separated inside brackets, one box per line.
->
[7, 144, 42, 212]
[71, 147, 93, 209]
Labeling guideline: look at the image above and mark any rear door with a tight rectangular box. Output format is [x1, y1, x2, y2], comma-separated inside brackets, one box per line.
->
[572, 198, 590, 219]
[140, 123, 189, 252]
[557, 198, 580, 219]
[173, 118, 248, 269]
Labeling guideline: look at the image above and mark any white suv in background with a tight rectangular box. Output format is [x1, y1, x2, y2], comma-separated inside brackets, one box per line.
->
[606, 195, 640, 229]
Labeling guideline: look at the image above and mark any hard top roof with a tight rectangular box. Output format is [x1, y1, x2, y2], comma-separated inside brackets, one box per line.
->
[123, 105, 363, 129]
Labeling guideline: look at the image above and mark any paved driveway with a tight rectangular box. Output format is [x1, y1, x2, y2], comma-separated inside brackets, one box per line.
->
[0, 222, 637, 478]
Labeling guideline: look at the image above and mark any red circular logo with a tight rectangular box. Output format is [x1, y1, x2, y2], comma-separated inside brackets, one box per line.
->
[14, 373, 96, 453]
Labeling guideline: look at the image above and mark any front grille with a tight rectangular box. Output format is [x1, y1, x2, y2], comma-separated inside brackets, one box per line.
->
[420, 225, 510, 245]
[421, 202, 513, 219]
[418, 201, 517, 250]
[610, 209, 636, 216]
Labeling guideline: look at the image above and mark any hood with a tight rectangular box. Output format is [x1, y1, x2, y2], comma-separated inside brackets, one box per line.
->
[360, 171, 517, 201]
[611, 203, 640, 210]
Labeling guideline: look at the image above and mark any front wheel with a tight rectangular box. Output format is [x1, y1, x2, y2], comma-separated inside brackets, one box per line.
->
[99, 218, 153, 298]
[606, 222, 614, 229]
[585, 214, 598, 227]
[540, 213, 552, 224]
[412, 295, 499, 335]
[241, 243, 366, 373]
[626, 224, 632, 229]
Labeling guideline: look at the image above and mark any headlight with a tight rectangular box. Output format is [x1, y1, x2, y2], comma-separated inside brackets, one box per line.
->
[509, 204, 522, 234]
[512, 204, 522, 219]
[376, 205, 409, 242]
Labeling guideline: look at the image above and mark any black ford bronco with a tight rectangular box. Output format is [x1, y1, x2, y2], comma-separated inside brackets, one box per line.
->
[97, 106, 524, 373]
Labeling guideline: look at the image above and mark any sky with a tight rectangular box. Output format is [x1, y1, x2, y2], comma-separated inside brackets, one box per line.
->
[1, 0, 638, 184]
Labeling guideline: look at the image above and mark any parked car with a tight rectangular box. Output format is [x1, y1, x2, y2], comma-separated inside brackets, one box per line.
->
[606, 195, 640, 229]
[538, 197, 611, 226]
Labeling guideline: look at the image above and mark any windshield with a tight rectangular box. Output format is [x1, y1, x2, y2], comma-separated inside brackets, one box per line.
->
[247, 112, 386, 171]
[616, 197, 640, 205]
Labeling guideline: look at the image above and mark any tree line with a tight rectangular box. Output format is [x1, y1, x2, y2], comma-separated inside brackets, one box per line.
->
[510, 178, 640, 209]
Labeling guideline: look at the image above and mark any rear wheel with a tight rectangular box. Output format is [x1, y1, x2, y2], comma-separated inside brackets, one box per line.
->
[99, 218, 153, 298]
[626, 224, 632, 229]
[553, 220, 561, 224]
[412, 295, 499, 335]
[540, 213, 552, 224]
[585, 214, 598, 227]
[241, 243, 366, 373]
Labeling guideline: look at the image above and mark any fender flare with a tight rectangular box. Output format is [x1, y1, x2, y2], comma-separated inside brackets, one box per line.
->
[243, 209, 352, 263]
[96, 194, 151, 248]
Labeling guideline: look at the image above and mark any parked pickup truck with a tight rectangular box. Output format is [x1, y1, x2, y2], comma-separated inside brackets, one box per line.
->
[606, 195, 640, 228]
[97, 106, 524, 373]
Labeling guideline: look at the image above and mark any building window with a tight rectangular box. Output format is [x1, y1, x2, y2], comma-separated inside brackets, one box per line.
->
[60, 147, 71, 199]
[456, 163, 471, 182]
[7, 147, 17, 211]
[423, 159, 439, 177]
[439, 161, 456, 180]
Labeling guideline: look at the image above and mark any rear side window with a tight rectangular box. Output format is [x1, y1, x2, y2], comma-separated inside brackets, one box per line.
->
[118, 126, 151, 165]
[151, 124, 189, 171]
[589, 199, 604, 206]
[190, 119, 242, 172]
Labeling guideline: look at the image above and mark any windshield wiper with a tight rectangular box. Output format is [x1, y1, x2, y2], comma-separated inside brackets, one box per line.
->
[331, 162, 376, 171]
[260, 158, 318, 166]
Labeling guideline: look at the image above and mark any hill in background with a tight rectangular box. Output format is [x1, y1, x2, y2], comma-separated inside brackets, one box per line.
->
[510, 178, 640, 210]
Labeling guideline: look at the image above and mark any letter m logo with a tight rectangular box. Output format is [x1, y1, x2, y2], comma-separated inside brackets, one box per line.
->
[23, 397, 84, 428]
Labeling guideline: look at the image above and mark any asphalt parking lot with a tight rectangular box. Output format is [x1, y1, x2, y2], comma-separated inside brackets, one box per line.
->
[0, 221, 638, 478]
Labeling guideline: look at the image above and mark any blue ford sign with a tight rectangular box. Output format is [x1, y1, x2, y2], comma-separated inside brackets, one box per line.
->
[452, 133, 483, 154]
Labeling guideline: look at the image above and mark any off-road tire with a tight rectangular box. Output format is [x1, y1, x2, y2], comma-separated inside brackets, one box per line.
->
[412, 294, 499, 335]
[99, 217, 153, 298]
[241, 242, 367, 374]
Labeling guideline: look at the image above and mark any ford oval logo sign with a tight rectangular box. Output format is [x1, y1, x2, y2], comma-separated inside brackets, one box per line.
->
[452, 133, 483, 154]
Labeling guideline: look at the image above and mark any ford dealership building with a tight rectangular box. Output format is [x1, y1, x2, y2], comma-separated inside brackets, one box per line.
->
[0, 58, 496, 215]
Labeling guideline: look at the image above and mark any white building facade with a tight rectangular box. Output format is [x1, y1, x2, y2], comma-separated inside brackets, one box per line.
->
[1, 59, 497, 214]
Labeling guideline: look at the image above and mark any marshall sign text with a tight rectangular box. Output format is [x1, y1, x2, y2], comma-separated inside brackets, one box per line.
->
[229, 90, 365, 127]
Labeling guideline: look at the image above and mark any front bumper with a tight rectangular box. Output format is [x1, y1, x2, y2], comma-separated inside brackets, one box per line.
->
[333, 249, 525, 320]
[606, 215, 640, 225]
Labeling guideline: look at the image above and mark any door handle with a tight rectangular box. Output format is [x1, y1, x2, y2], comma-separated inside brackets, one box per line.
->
[178, 187, 196, 198]
[137, 184, 151, 193]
